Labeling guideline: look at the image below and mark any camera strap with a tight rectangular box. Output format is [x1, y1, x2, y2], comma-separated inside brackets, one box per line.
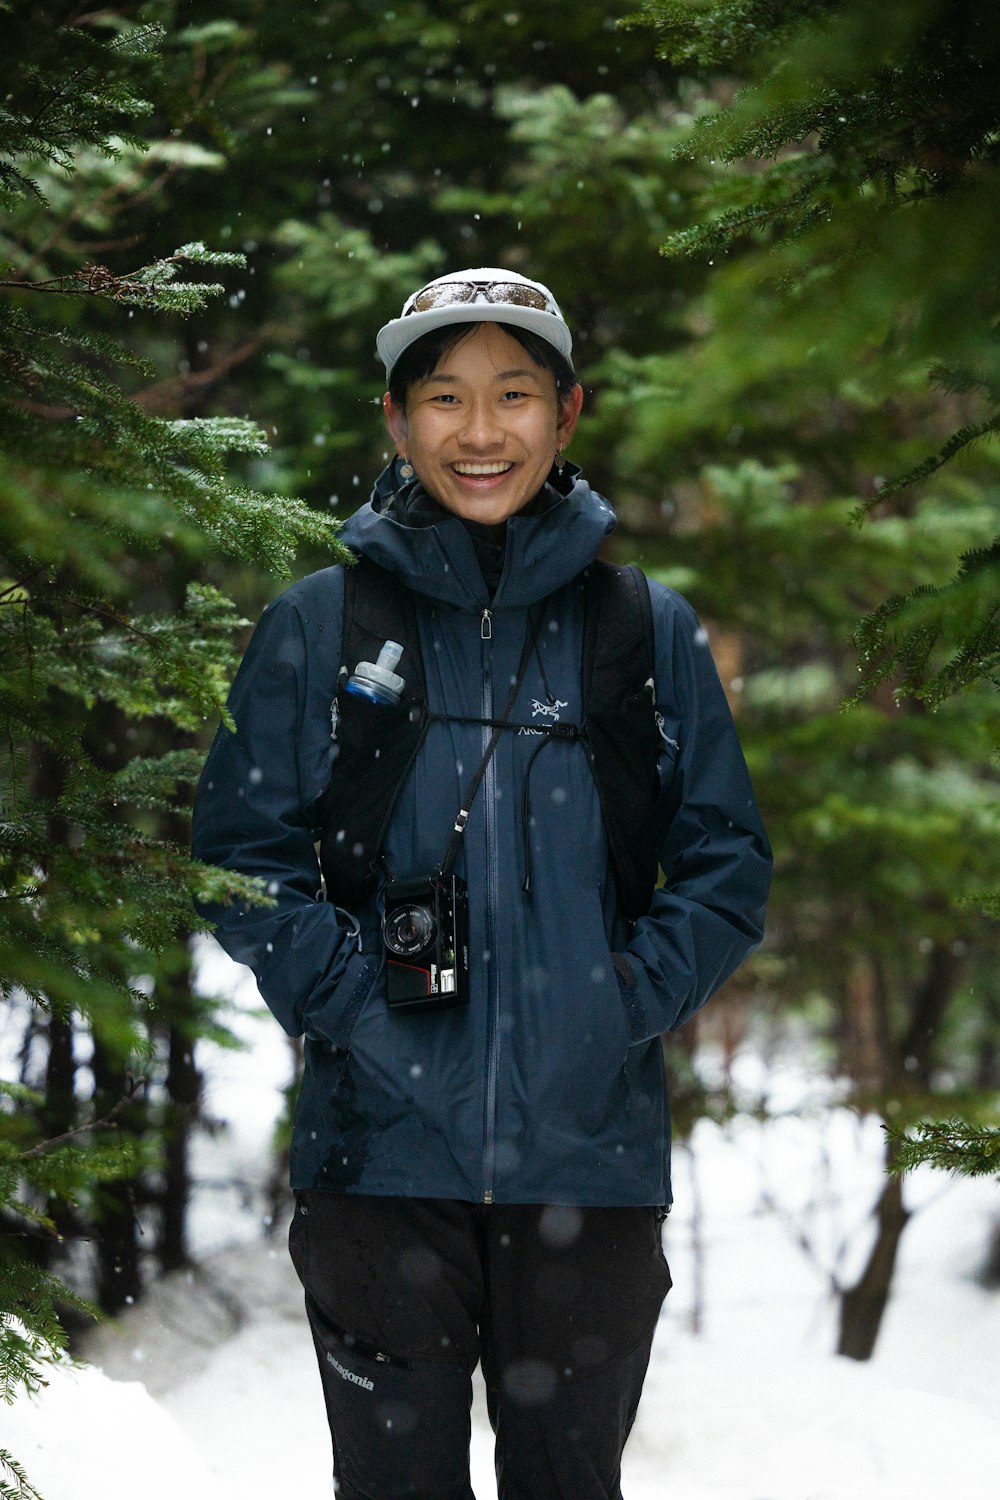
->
[436, 612, 542, 879]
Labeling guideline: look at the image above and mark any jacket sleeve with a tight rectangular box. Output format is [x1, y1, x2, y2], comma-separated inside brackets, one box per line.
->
[191, 575, 376, 1045]
[621, 584, 772, 1039]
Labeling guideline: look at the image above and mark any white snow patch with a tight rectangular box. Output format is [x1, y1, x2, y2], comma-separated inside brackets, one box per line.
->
[5, 943, 999, 1499]
[3, 1361, 236, 1500]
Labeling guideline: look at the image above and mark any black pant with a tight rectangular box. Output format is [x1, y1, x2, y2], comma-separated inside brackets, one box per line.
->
[289, 1191, 670, 1500]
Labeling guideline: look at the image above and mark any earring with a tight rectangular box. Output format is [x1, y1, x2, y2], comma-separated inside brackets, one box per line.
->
[554, 450, 566, 471]
[399, 457, 415, 481]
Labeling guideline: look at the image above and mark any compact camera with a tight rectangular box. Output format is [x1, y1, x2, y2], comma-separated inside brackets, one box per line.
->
[382, 873, 470, 1012]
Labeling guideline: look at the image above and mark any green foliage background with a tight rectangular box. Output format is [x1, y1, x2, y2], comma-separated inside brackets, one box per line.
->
[2, 0, 999, 1482]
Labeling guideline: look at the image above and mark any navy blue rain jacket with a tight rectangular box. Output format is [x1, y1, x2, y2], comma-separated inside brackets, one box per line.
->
[192, 466, 772, 1206]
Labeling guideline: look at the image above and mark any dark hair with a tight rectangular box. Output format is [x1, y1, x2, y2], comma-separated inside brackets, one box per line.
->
[387, 322, 578, 408]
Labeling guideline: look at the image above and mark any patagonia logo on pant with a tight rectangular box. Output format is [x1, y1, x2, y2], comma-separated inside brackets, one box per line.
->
[326, 1349, 374, 1392]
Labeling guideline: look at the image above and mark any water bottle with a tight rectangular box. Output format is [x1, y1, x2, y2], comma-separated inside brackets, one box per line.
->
[344, 640, 405, 705]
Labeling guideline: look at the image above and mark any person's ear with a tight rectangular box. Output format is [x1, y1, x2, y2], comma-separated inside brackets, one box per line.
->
[383, 391, 408, 453]
[556, 382, 584, 452]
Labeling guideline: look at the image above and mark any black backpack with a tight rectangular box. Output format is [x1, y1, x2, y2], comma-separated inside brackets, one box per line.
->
[318, 555, 660, 921]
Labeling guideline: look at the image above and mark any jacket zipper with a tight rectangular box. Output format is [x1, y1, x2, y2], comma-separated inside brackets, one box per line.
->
[481, 611, 499, 1204]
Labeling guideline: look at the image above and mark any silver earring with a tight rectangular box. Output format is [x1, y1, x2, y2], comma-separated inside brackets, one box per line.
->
[554, 450, 566, 471]
[399, 457, 415, 481]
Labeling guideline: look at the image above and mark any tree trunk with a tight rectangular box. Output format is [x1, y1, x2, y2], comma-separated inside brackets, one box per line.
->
[157, 801, 204, 1272]
[90, 1040, 144, 1314]
[39, 1013, 80, 1267]
[837, 1152, 910, 1361]
[836, 933, 967, 1360]
[899, 939, 963, 1088]
[42, 1013, 76, 1136]
[159, 1003, 200, 1272]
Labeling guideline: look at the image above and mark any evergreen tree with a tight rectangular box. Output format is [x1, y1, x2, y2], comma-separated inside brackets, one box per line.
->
[99, 0, 996, 1353]
[627, 0, 1000, 722]
[4, 0, 990, 1420]
[619, 0, 1000, 1352]
[0, 10, 345, 1488]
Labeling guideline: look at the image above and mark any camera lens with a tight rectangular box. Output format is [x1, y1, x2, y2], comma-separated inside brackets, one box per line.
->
[384, 903, 435, 957]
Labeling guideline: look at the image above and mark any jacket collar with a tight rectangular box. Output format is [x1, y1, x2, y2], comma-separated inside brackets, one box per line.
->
[338, 459, 617, 610]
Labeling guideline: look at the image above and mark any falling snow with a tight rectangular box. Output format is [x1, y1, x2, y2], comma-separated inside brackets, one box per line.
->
[6, 944, 999, 1500]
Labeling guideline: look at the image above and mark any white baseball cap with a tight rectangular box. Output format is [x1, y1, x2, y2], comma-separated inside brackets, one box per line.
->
[376, 267, 574, 379]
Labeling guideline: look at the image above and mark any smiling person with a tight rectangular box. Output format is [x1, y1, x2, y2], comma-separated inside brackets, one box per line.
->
[193, 269, 772, 1499]
[383, 312, 581, 530]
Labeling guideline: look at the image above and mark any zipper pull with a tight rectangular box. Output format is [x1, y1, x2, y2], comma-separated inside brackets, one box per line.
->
[481, 609, 492, 640]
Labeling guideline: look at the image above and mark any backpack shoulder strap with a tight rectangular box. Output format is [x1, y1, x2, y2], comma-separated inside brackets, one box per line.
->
[341, 553, 427, 708]
[581, 560, 659, 922]
[582, 560, 654, 711]
[319, 555, 427, 904]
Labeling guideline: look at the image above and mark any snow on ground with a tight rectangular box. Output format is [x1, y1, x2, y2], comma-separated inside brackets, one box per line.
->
[5, 940, 999, 1499]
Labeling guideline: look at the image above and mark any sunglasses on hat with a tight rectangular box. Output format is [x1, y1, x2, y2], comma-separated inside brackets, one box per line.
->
[406, 279, 556, 316]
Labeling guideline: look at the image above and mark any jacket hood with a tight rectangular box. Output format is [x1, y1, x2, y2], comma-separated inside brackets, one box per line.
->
[337, 459, 617, 610]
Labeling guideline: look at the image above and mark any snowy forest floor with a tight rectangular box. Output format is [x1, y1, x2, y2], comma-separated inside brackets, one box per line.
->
[7, 944, 1000, 1499]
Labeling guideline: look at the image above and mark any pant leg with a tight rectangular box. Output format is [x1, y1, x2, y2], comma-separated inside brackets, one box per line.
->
[288, 1191, 486, 1500]
[480, 1205, 671, 1500]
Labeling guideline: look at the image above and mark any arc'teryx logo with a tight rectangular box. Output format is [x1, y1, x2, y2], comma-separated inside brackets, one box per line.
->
[519, 698, 568, 736]
[326, 1349, 374, 1391]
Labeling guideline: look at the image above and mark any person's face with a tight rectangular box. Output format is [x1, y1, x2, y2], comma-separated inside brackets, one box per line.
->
[384, 322, 582, 529]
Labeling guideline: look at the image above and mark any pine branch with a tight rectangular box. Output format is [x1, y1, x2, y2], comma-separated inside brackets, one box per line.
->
[0, 19, 162, 207]
[0, 1449, 44, 1500]
[0, 243, 243, 313]
[884, 1118, 1000, 1178]
[16, 1078, 146, 1162]
[861, 415, 1000, 506]
[0, 1258, 97, 1402]
[17, 149, 196, 281]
